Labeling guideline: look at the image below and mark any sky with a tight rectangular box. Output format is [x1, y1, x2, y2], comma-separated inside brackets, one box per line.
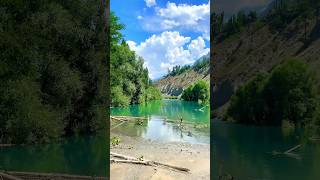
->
[111, 0, 210, 80]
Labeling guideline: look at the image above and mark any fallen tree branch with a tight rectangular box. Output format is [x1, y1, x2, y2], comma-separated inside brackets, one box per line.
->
[0, 172, 23, 180]
[284, 144, 301, 154]
[271, 144, 302, 160]
[110, 121, 126, 130]
[110, 152, 137, 161]
[110, 152, 190, 172]
[113, 116, 148, 119]
[110, 159, 151, 166]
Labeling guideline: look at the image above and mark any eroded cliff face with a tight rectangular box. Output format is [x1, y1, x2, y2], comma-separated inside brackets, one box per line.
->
[213, 16, 320, 114]
[155, 68, 209, 96]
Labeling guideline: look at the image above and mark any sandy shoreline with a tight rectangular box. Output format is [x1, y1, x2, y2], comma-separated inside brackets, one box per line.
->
[110, 133, 210, 180]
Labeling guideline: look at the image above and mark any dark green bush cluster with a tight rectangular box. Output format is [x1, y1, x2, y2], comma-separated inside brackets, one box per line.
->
[0, 0, 107, 144]
[145, 86, 162, 101]
[226, 59, 319, 127]
[181, 80, 209, 104]
[110, 13, 161, 107]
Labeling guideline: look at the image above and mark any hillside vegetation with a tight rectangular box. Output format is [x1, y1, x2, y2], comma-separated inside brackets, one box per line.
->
[213, 0, 320, 112]
[213, 0, 320, 133]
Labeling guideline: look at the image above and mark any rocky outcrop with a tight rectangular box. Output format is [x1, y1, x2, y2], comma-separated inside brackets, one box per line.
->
[155, 69, 209, 96]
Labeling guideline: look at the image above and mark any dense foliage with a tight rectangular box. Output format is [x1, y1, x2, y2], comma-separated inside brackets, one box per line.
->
[226, 59, 320, 127]
[0, 0, 107, 144]
[181, 80, 209, 104]
[110, 12, 161, 107]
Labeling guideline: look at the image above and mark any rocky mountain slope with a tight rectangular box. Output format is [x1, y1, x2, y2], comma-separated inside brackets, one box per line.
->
[213, 12, 320, 114]
[155, 54, 210, 96]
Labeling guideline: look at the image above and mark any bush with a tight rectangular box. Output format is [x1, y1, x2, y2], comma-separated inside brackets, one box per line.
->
[181, 80, 209, 104]
[226, 59, 319, 126]
[145, 86, 162, 101]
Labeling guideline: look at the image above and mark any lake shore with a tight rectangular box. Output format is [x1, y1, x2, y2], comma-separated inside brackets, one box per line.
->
[110, 132, 210, 180]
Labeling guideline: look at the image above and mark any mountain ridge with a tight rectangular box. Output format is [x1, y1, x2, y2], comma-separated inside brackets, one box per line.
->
[155, 54, 210, 96]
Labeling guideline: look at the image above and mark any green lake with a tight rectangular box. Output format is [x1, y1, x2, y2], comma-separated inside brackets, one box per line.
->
[0, 134, 107, 176]
[212, 119, 320, 180]
[111, 99, 210, 144]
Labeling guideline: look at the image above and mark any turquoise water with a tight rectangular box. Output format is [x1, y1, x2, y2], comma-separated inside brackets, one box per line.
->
[0, 134, 107, 176]
[212, 119, 320, 180]
[111, 99, 210, 144]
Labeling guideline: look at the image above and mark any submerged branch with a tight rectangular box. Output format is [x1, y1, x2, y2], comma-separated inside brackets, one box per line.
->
[284, 144, 302, 154]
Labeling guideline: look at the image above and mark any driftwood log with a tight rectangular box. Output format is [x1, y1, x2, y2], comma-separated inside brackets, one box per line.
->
[0, 172, 23, 180]
[110, 152, 190, 172]
[0, 171, 107, 180]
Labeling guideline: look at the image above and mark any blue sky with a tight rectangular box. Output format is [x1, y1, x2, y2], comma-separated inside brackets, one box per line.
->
[111, 0, 210, 80]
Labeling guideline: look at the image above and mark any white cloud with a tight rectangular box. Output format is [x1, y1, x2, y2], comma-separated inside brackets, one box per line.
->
[188, 36, 209, 60]
[137, 15, 143, 20]
[141, 1, 210, 40]
[145, 0, 156, 7]
[127, 31, 209, 79]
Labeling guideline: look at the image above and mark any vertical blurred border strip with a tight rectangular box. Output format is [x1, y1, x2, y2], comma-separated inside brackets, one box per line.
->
[101, 0, 110, 178]
[210, 0, 215, 179]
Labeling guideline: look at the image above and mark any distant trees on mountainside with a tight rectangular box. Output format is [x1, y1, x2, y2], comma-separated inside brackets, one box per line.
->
[213, 0, 320, 42]
[165, 55, 209, 77]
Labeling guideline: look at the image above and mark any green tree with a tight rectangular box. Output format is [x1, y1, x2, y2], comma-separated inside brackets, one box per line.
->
[110, 12, 161, 107]
[0, 0, 107, 143]
[226, 59, 319, 127]
[181, 80, 209, 104]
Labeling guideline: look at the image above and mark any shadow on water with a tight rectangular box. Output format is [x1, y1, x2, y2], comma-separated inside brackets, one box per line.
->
[0, 134, 107, 176]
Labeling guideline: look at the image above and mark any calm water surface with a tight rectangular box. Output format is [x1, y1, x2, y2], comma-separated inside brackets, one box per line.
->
[0, 134, 107, 176]
[212, 119, 320, 180]
[111, 99, 210, 144]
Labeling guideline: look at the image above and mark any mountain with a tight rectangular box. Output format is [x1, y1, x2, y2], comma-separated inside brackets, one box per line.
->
[213, 1, 320, 116]
[155, 54, 210, 96]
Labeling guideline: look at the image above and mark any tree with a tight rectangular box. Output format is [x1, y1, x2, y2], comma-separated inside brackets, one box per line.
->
[181, 80, 209, 104]
[226, 59, 319, 127]
[0, 0, 107, 143]
[110, 12, 161, 107]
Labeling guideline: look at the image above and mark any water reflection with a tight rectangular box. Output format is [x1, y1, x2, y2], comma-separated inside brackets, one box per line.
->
[111, 100, 210, 144]
[212, 119, 320, 180]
